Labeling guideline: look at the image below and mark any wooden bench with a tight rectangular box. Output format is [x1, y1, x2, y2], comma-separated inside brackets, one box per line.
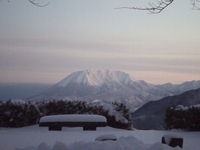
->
[39, 114, 107, 131]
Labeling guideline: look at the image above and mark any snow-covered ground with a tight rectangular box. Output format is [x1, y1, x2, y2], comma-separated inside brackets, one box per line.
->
[0, 125, 200, 150]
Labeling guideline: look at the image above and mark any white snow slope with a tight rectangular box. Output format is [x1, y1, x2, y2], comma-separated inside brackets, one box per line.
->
[0, 125, 200, 150]
[56, 69, 134, 87]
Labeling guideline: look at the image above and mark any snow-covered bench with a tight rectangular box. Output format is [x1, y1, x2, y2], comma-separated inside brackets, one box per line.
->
[39, 114, 107, 131]
[162, 134, 183, 148]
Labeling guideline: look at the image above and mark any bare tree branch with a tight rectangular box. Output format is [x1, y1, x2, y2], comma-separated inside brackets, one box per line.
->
[115, 0, 200, 14]
[3, 0, 200, 12]
[28, 0, 50, 7]
[191, 0, 200, 10]
[115, 0, 174, 14]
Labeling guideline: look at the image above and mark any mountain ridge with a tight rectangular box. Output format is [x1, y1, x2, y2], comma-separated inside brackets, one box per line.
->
[131, 88, 200, 130]
[30, 69, 200, 112]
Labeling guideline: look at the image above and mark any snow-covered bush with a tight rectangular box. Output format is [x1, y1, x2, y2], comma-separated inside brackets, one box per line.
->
[164, 105, 200, 131]
[97, 102, 133, 130]
[0, 99, 40, 127]
[0, 99, 133, 130]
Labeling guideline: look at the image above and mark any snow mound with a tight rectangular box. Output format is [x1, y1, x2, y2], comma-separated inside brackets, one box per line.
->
[15, 136, 181, 150]
[56, 69, 134, 87]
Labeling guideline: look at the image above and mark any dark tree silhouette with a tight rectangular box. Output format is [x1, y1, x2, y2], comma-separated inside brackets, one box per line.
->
[116, 0, 200, 14]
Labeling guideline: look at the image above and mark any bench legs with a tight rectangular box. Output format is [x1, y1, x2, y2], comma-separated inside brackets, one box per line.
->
[83, 126, 96, 131]
[49, 126, 62, 131]
[47, 126, 97, 131]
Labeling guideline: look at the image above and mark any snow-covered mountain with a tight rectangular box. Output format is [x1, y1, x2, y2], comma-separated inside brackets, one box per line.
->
[30, 70, 165, 111]
[56, 69, 134, 87]
[30, 69, 200, 111]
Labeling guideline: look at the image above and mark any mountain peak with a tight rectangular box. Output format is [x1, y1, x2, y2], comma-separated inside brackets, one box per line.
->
[56, 69, 134, 87]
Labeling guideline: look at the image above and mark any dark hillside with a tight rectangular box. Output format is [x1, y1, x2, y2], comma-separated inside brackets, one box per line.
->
[132, 88, 200, 130]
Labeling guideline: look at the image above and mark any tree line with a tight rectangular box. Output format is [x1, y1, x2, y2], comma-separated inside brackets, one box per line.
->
[0, 99, 133, 130]
[164, 105, 200, 131]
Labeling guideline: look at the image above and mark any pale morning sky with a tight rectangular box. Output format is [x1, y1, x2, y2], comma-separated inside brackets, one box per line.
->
[0, 0, 199, 84]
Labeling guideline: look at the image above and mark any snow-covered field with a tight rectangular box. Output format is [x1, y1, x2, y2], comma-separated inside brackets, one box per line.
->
[0, 125, 200, 150]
